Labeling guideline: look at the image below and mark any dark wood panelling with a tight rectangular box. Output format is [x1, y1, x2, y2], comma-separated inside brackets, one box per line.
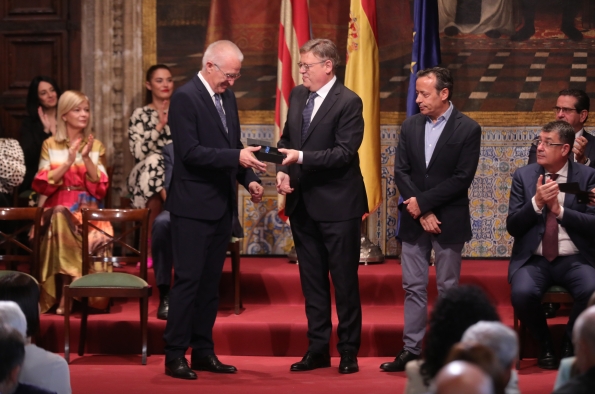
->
[0, 0, 79, 139]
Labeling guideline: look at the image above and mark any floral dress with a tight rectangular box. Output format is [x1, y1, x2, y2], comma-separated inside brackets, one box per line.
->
[127, 106, 172, 208]
[33, 136, 113, 313]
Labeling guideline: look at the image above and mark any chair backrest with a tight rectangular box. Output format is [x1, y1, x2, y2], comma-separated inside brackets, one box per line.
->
[0, 208, 43, 279]
[81, 208, 150, 280]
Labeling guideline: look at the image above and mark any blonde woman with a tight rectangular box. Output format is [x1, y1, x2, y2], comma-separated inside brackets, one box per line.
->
[32, 90, 112, 314]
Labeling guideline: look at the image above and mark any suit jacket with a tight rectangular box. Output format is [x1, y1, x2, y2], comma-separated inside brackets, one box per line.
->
[162, 142, 173, 193]
[164, 74, 259, 220]
[394, 108, 482, 244]
[277, 81, 368, 221]
[528, 130, 595, 168]
[506, 160, 595, 282]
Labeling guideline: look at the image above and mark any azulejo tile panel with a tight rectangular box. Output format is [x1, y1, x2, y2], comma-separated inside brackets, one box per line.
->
[238, 124, 581, 257]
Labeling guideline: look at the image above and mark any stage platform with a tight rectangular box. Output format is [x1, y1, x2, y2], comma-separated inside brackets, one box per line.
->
[36, 257, 564, 393]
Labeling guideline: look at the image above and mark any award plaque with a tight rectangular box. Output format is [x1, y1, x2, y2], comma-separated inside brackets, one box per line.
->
[558, 182, 591, 204]
[247, 138, 286, 164]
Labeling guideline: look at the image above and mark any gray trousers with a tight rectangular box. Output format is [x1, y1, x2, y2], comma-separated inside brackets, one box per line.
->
[401, 232, 464, 354]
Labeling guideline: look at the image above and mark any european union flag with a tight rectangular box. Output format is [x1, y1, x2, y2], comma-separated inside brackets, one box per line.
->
[406, 0, 442, 117]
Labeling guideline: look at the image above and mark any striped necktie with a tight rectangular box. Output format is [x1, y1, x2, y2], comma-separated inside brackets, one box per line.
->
[301, 91, 318, 142]
[214, 94, 228, 132]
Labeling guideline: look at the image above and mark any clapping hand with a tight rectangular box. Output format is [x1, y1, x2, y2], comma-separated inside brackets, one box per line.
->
[81, 134, 94, 159]
[38, 106, 55, 135]
[68, 138, 82, 164]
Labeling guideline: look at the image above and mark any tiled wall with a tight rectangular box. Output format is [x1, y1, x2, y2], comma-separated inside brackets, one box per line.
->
[238, 125, 579, 258]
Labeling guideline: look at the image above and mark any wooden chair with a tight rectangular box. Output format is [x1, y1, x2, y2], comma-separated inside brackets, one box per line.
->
[63, 208, 152, 365]
[0, 207, 43, 278]
[514, 285, 574, 369]
[228, 237, 241, 315]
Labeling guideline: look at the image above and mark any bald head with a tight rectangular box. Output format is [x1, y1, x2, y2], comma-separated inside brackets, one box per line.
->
[573, 305, 595, 374]
[435, 361, 494, 394]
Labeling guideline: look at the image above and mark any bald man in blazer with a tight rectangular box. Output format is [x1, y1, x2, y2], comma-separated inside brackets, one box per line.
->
[277, 38, 367, 375]
[163, 40, 266, 380]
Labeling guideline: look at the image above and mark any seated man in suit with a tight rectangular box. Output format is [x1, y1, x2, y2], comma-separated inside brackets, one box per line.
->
[507, 120, 595, 369]
[528, 89, 594, 319]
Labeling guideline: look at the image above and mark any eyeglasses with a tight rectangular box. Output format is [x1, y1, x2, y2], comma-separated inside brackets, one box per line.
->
[531, 139, 565, 148]
[297, 60, 327, 71]
[213, 63, 241, 81]
[553, 106, 579, 115]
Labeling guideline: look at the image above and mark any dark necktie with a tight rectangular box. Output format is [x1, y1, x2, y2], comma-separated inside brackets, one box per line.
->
[214, 94, 228, 132]
[301, 92, 318, 142]
[542, 173, 559, 262]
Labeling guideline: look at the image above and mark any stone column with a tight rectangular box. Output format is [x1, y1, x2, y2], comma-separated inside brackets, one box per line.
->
[81, 0, 144, 203]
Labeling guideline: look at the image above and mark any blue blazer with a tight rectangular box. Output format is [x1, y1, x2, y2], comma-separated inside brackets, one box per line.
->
[394, 108, 482, 244]
[165, 74, 260, 220]
[506, 160, 595, 282]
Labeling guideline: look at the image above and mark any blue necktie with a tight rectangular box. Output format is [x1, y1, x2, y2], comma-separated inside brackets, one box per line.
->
[214, 94, 228, 132]
[301, 92, 318, 142]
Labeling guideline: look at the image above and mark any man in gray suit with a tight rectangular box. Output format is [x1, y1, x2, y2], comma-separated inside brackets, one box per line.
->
[382, 67, 482, 372]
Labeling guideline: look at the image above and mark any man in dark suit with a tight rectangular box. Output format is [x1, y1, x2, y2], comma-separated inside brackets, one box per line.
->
[382, 66, 482, 372]
[507, 120, 595, 369]
[163, 40, 266, 380]
[276, 38, 368, 374]
[529, 90, 594, 168]
[528, 89, 594, 319]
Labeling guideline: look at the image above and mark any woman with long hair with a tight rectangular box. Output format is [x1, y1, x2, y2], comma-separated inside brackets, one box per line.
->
[127, 64, 173, 267]
[19, 76, 62, 194]
[32, 90, 112, 314]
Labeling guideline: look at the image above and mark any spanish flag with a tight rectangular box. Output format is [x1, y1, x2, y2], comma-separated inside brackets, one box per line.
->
[275, 0, 311, 221]
[344, 0, 382, 214]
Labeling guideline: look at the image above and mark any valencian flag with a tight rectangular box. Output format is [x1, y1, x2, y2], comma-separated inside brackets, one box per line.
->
[275, 0, 311, 221]
[344, 0, 382, 215]
[407, 0, 441, 116]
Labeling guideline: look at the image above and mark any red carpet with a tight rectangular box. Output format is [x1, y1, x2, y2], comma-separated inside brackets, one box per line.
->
[36, 257, 560, 393]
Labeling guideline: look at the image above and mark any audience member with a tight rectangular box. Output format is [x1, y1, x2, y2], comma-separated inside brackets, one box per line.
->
[403, 285, 500, 394]
[32, 90, 113, 314]
[433, 360, 494, 394]
[507, 120, 595, 369]
[151, 142, 173, 319]
[18, 76, 62, 195]
[0, 273, 71, 394]
[552, 305, 595, 393]
[553, 290, 595, 390]
[0, 315, 56, 394]
[444, 343, 505, 394]
[462, 321, 519, 394]
[0, 138, 26, 207]
[127, 64, 173, 269]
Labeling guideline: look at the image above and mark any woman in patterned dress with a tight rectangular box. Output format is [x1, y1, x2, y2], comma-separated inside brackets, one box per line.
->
[32, 90, 112, 314]
[127, 64, 173, 242]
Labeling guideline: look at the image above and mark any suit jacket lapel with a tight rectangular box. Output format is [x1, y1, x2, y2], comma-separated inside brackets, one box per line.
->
[564, 160, 578, 207]
[195, 76, 230, 144]
[414, 114, 427, 170]
[302, 81, 340, 145]
[426, 108, 460, 171]
[294, 88, 309, 149]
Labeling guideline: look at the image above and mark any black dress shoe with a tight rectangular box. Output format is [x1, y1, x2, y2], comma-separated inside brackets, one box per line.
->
[537, 339, 558, 370]
[165, 357, 197, 380]
[191, 354, 237, 373]
[157, 291, 169, 320]
[339, 350, 359, 374]
[380, 348, 419, 372]
[561, 335, 574, 358]
[290, 351, 331, 371]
